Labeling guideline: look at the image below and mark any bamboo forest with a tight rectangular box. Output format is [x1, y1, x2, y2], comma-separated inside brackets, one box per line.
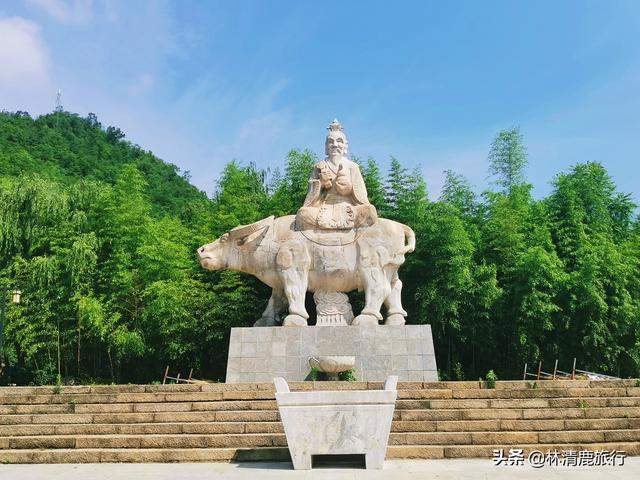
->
[1, 111, 638, 385]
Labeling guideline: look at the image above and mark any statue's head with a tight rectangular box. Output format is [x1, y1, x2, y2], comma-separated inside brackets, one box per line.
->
[325, 119, 348, 159]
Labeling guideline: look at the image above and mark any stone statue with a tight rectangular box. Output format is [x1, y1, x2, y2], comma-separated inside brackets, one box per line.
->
[296, 120, 377, 230]
[198, 120, 415, 327]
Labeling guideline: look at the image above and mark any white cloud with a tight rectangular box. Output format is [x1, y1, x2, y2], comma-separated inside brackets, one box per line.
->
[127, 73, 154, 96]
[0, 17, 50, 88]
[26, 0, 94, 25]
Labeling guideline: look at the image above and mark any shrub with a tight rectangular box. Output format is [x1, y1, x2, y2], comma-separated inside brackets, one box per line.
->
[485, 370, 497, 389]
[339, 369, 357, 382]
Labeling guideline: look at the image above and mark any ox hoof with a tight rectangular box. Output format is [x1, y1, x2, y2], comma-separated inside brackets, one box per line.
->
[352, 314, 379, 326]
[283, 314, 308, 327]
[384, 314, 406, 326]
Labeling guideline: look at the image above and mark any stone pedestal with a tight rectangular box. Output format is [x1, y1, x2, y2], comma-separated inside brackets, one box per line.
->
[226, 325, 437, 383]
[274, 376, 397, 470]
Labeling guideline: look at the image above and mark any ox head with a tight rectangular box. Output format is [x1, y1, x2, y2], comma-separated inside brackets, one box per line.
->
[197, 216, 274, 271]
[197, 232, 233, 271]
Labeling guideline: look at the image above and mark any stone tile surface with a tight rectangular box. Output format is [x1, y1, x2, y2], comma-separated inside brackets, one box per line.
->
[226, 325, 437, 382]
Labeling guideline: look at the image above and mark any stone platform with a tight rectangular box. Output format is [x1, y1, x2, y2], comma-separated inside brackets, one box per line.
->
[225, 325, 437, 383]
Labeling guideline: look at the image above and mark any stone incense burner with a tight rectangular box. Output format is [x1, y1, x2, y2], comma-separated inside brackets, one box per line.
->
[308, 355, 355, 380]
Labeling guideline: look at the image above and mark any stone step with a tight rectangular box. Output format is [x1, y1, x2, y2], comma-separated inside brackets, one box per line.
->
[0, 409, 286, 425]
[1, 441, 639, 464]
[6, 417, 639, 438]
[3, 404, 640, 425]
[403, 396, 640, 410]
[399, 406, 640, 421]
[2, 387, 638, 406]
[0, 421, 284, 437]
[0, 399, 279, 413]
[387, 441, 640, 459]
[398, 387, 640, 400]
[0, 382, 640, 406]
[3, 429, 638, 450]
[448, 387, 640, 399]
[0, 433, 289, 450]
[392, 418, 640, 432]
[0, 447, 291, 463]
[0, 380, 637, 396]
[2, 395, 639, 415]
[389, 429, 640, 445]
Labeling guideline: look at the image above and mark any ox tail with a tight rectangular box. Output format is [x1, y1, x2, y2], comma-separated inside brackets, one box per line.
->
[400, 223, 416, 254]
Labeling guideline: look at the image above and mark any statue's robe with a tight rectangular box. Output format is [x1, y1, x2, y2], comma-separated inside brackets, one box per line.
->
[296, 157, 378, 231]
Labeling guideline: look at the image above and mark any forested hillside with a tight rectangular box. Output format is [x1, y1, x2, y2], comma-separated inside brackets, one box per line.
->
[0, 110, 638, 385]
[0, 111, 207, 216]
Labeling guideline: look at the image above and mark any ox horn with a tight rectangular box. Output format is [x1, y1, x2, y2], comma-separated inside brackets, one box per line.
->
[228, 215, 274, 240]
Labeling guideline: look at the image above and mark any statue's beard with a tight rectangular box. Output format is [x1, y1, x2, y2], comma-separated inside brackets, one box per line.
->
[328, 150, 344, 160]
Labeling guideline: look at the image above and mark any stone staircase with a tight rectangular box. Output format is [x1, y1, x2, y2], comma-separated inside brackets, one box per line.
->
[1, 379, 639, 463]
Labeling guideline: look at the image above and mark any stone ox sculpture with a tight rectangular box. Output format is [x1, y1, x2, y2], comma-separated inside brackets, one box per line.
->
[198, 120, 415, 327]
[197, 214, 414, 327]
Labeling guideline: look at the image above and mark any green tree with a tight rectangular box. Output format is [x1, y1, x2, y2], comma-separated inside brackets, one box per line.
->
[383, 157, 428, 227]
[488, 127, 528, 192]
[547, 162, 638, 375]
[2, 111, 639, 385]
[211, 161, 270, 234]
[360, 157, 388, 211]
[269, 149, 315, 216]
[440, 170, 476, 218]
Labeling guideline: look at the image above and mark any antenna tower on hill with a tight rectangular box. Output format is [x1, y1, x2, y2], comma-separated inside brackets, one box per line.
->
[55, 90, 63, 112]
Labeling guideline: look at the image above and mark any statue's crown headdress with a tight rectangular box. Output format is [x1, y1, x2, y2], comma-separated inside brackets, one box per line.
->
[327, 118, 343, 132]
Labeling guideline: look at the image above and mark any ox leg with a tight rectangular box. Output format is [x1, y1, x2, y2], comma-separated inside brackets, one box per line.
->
[272, 289, 288, 325]
[281, 273, 309, 327]
[384, 271, 407, 325]
[353, 266, 390, 326]
[276, 241, 310, 327]
[254, 289, 287, 326]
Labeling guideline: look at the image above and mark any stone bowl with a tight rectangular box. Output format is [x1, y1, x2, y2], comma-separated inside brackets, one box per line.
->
[308, 355, 355, 373]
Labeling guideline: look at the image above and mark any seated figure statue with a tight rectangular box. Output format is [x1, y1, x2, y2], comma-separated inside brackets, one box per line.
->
[198, 119, 415, 328]
[296, 120, 378, 231]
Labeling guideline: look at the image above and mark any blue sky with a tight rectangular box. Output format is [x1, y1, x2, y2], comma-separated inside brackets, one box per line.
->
[1, 1, 639, 201]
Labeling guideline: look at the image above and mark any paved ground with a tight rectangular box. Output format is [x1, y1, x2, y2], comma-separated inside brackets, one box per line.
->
[1, 459, 639, 480]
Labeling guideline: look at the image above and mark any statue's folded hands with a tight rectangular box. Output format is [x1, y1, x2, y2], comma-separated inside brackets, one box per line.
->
[334, 169, 352, 196]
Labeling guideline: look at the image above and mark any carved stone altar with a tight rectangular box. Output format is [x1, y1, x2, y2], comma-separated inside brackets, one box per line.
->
[274, 376, 398, 469]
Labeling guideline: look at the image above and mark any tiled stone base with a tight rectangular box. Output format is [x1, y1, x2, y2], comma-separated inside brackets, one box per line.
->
[225, 325, 438, 383]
